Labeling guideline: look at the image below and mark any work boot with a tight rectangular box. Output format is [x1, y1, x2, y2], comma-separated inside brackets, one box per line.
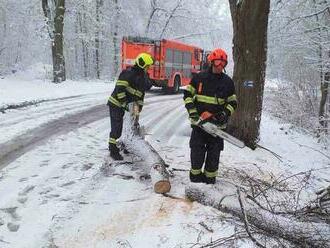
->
[110, 150, 123, 160]
[189, 172, 205, 183]
[204, 176, 216, 184]
[109, 144, 124, 161]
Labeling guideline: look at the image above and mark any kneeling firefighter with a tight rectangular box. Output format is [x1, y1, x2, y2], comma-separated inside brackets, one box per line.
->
[107, 52, 154, 160]
[183, 48, 237, 184]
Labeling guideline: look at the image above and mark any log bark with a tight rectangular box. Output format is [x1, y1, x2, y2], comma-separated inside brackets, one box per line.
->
[121, 103, 171, 194]
[185, 182, 330, 247]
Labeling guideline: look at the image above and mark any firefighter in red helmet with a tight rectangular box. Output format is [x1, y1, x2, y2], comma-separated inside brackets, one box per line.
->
[183, 48, 237, 184]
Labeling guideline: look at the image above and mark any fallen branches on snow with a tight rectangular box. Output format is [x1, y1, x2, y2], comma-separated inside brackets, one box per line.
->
[185, 180, 330, 247]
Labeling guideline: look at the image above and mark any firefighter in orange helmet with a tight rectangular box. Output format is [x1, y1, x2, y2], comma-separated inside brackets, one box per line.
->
[107, 53, 154, 160]
[183, 48, 237, 184]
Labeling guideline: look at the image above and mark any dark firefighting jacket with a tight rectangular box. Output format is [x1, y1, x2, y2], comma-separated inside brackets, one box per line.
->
[107, 65, 148, 111]
[183, 70, 237, 126]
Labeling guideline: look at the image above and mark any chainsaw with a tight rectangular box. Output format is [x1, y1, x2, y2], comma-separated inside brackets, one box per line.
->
[196, 112, 245, 148]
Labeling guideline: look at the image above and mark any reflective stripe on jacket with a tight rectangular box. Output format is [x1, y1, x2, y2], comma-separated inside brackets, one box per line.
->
[108, 66, 148, 110]
[183, 70, 237, 119]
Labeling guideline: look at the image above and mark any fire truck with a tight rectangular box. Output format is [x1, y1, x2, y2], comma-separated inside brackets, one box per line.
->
[121, 36, 206, 93]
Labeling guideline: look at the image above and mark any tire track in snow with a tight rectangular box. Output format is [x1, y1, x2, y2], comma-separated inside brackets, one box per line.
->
[0, 94, 181, 169]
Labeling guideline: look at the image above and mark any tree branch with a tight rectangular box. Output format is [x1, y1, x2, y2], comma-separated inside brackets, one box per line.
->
[237, 188, 267, 248]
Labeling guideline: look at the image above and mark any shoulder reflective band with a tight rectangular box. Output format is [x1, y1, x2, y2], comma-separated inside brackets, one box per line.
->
[190, 168, 202, 175]
[109, 138, 117, 145]
[116, 80, 129, 87]
[186, 85, 196, 95]
[126, 86, 143, 98]
[204, 170, 218, 178]
[227, 94, 237, 102]
[184, 97, 194, 105]
[196, 95, 225, 105]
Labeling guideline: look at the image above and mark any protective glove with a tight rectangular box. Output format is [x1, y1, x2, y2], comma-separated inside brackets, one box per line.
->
[214, 111, 228, 125]
[200, 111, 213, 121]
[189, 112, 199, 125]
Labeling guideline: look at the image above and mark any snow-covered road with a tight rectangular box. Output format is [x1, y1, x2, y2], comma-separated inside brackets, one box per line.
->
[0, 88, 329, 247]
[0, 89, 221, 248]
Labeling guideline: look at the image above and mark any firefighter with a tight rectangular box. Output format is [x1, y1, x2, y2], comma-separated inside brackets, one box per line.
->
[183, 48, 237, 184]
[107, 52, 154, 160]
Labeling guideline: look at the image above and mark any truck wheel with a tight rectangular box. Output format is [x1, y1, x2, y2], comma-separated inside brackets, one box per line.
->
[169, 76, 180, 94]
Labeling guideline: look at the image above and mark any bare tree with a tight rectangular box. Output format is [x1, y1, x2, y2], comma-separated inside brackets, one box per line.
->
[95, 0, 104, 79]
[145, 0, 167, 36]
[42, 0, 66, 83]
[159, 0, 184, 39]
[112, 0, 120, 78]
[267, 0, 330, 139]
[227, 0, 271, 149]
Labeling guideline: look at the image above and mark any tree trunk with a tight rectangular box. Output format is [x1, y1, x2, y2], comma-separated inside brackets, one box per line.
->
[159, 0, 183, 39]
[52, 0, 66, 83]
[319, 71, 329, 131]
[78, 11, 88, 78]
[310, 0, 329, 134]
[95, 0, 104, 79]
[112, 0, 120, 78]
[227, 0, 270, 149]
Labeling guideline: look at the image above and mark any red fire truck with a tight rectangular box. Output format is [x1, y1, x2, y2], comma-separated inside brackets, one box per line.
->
[121, 36, 205, 93]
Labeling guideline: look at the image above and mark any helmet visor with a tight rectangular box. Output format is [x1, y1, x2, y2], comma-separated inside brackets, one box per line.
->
[213, 59, 226, 67]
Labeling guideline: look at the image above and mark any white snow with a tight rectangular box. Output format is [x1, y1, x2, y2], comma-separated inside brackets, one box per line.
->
[0, 71, 329, 247]
[0, 64, 111, 108]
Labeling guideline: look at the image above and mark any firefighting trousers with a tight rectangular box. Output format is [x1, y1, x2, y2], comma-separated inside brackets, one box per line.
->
[109, 104, 125, 145]
[189, 126, 224, 174]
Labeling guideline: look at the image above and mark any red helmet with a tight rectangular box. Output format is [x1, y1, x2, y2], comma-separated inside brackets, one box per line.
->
[207, 48, 228, 68]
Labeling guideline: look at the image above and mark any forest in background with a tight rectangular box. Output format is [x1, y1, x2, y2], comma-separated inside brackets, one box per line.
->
[0, 0, 329, 139]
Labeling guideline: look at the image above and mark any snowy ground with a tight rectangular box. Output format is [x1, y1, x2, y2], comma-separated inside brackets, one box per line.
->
[0, 73, 329, 247]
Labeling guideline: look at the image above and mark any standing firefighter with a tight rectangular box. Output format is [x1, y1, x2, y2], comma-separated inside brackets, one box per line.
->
[183, 48, 237, 184]
[107, 52, 154, 160]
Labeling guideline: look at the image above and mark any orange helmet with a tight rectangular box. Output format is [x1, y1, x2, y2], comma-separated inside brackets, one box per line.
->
[207, 48, 228, 68]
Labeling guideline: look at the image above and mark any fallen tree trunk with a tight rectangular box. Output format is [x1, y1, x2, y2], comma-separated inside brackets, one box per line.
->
[185, 182, 330, 247]
[121, 104, 171, 194]
[126, 135, 171, 194]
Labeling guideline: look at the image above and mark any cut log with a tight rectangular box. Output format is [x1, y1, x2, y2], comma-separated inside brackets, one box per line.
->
[121, 105, 171, 194]
[151, 163, 171, 193]
[185, 182, 330, 247]
[124, 135, 171, 194]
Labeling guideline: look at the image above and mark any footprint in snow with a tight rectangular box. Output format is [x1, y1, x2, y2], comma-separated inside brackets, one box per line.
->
[7, 222, 20, 232]
[0, 216, 4, 226]
[17, 196, 28, 204]
[18, 185, 35, 196]
[0, 207, 20, 220]
[18, 177, 28, 182]
[39, 187, 53, 195]
[82, 163, 93, 171]
[60, 181, 75, 187]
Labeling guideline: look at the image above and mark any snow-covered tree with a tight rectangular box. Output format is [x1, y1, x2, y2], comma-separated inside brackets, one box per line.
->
[267, 0, 330, 137]
[42, 0, 66, 83]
